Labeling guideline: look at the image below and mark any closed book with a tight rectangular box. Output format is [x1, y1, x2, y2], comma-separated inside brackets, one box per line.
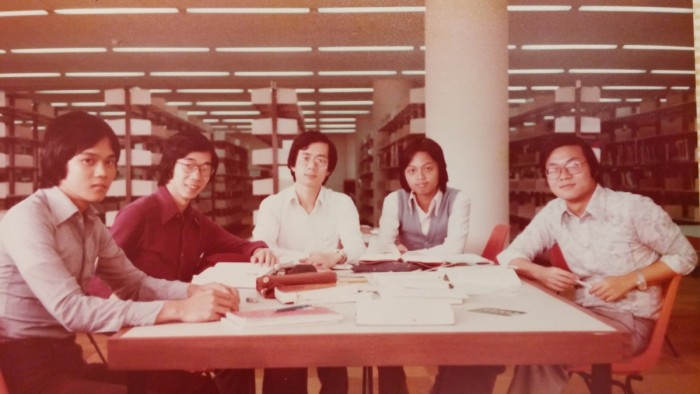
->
[224, 306, 343, 328]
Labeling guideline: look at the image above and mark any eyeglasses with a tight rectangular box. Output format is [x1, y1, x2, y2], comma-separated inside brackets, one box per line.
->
[298, 154, 329, 169]
[177, 159, 213, 177]
[545, 160, 586, 179]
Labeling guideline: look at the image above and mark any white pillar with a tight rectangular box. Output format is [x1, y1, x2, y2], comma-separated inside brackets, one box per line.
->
[425, 0, 510, 252]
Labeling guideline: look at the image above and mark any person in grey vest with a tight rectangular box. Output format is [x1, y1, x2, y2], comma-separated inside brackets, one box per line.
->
[369, 138, 502, 394]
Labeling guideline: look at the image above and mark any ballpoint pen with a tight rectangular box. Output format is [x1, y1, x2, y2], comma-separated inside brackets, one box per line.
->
[274, 304, 312, 313]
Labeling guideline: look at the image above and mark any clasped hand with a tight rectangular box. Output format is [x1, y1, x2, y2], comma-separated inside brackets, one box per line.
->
[538, 267, 634, 302]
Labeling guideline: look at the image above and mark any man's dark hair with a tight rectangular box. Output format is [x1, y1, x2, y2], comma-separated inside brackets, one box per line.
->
[158, 131, 218, 185]
[399, 138, 449, 193]
[540, 134, 600, 181]
[287, 131, 337, 185]
[40, 111, 120, 188]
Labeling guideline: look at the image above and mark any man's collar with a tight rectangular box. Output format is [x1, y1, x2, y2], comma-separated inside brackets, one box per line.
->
[407, 189, 444, 215]
[45, 186, 98, 224]
[557, 184, 604, 219]
[155, 185, 188, 224]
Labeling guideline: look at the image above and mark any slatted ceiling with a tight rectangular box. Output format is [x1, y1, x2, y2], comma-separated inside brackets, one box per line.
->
[0, 0, 695, 132]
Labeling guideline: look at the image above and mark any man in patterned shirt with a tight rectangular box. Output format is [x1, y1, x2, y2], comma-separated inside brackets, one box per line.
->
[498, 134, 697, 394]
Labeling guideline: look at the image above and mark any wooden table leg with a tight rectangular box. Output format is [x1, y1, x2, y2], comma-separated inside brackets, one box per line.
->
[362, 366, 374, 394]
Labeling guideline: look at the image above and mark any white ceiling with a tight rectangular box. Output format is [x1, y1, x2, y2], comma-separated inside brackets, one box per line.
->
[0, 0, 694, 133]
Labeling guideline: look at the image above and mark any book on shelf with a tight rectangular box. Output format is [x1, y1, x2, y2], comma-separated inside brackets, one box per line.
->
[223, 305, 343, 328]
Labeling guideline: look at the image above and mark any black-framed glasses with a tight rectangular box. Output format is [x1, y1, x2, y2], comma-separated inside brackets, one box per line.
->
[298, 154, 329, 169]
[177, 159, 213, 177]
[545, 160, 586, 179]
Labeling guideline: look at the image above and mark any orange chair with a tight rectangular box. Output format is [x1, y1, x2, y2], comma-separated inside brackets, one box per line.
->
[573, 274, 683, 394]
[481, 224, 510, 262]
[0, 368, 9, 394]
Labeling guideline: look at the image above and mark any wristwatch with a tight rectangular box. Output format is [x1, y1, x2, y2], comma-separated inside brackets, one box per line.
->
[635, 270, 648, 291]
[335, 249, 348, 264]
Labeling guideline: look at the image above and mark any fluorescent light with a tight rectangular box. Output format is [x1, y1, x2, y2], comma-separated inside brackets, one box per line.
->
[569, 69, 645, 74]
[0, 10, 48, 17]
[671, 86, 691, 90]
[149, 89, 173, 94]
[70, 102, 105, 107]
[210, 111, 260, 116]
[507, 6, 572, 12]
[234, 71, 313, 77]
[623, 44, 693, 51]
[50, 102, 68, 107]
[319, 70, 396, 76]
[319, 110, 370, 115]
[100, 111, 126, 116]
[531, 86, 560, 91]
[508, 45, 517, 50]
[216, 47, 311, 53]
[302, 110, 316, 115]
[150, 71, 229, 77]
[187, 8, 309, 14]
[523, 122, 536, 127]
[55, 8, 178, 15]
[508, 69, 564, 74]
[318, 46, 414, 52]
[320, 101, 373, 106]
[36, 89, 100, 94]
[579, 6, 691, 14]
[602, 86, 666, 90]
[420, 46, 426, 51]
[221, 119, 253, 123]
[298, 101, 316, 106]
[295, 88, 315, 94]
[651, 70, 694, 75]
[625, 98, 643, 103]
[508, 86, 527, 91]
[304, 118, 317, 123]
[318, 7, 424, 13]
[186, 111, 207, 116]
[320, 124, 356, 128]
[599, 98, 622, 103]
[114, 47, 209, 53]
[0, 72, 60, 78]
[401, 70, 426, 75]
[0, 50, 4, 54]
[521, 44, 616, 50]
[320, 118, 356, 122]
[319, 129, 355, 134]
[177, 89, 244, 94]
[508, 98, 528, 104]
[202, 119, 220, 123]
[66, 72, 145, 77]
[12, 47, 107, 54]
[319, 88, 373, 93]
[195, 101, 252, 106]
[166, 101, 192, 106]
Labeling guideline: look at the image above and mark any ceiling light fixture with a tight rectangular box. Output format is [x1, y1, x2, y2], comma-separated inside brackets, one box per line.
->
[298, 101, 317, 106]
[149, 89, 173, 94]
[0, 10, 48, 17]
[195, 101, 252, 106]
[625, 98, 643, 102]
[319, 71, 396, 76]
[569, 69, 645, 74]
[579, 6, 691, 14]
[650, 70, 694, 75]
[66, 72, 145, 77]
[12, 47, 107, 54]
[36, 89, 101, 94]
[166, 101, 192, 106]
[320, 101, 373, 106]
[302, 110, 316, 115]
[601, 86, 666, 90]
[320, 124, 356, 128]
[187, 8, 309, 14]
[508, 69, 564, 74]
[210, 111, 260, 116]
[235, 71, 313, 76]
[55, 8, 178, 15]
[507, 5, 572, 11]
[531, 86, 560, 91]
[521, 44, 617, 50]
[0, 72, 59, 78]
[70, 102, 106, 107]
[114, 47, 209, 53]
[150, 71, 229, 77]
[177, 89, 244, 93]
[187, 111, 207, 116]
[401, 70, 426, 75]
[623, 44, 693, 51]
[599, 98, 622, 102]
[318, 46, 414, 52]
[318, 7, 425, 13]
[295, 88, 316, 94]
[216, 47, 312, 52]
[319, 88, 373, 93]
[319, 110, 370, 115]
[320, 118, 356, 122]
[671, 86, 691, 90]
[508, 86, 527, 91]
[221, 119, 253, 123]
[508, 99, 528, 104]
[508, 45, 517, 50]
[100, 111, 126, 116]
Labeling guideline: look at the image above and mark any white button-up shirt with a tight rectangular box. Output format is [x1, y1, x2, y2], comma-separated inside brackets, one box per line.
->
[253, 186, 366, 264]
[498, 185, 697, 318]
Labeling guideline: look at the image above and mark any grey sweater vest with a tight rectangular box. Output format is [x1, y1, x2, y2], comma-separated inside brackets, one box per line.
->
[397, 187, 459, 251]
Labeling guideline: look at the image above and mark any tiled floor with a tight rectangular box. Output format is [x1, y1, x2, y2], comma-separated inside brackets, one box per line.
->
[80, 275, 700, 393]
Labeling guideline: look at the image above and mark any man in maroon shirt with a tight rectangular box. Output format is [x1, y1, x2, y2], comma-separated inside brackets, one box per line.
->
[111, 130, 277, 393]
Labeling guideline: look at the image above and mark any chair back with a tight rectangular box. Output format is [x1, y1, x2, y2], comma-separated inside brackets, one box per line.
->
[481, 224, 510, 262]
[613, 274, 683, 373]
[549, 243, 572, 271]
[0, 368, 9, 394]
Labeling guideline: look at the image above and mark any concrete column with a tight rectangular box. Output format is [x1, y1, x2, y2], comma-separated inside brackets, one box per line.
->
[425, 0, 510, 253]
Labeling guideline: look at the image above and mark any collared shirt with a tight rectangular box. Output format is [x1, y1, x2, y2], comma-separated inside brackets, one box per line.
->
[0, 187, 187, 339]
[252, 185, 366, 264]
[371, 188, 470, 254]
[498, 185, 697, 319]
[111, 186, 267, 282]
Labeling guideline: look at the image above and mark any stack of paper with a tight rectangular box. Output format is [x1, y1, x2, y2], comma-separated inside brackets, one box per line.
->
[356, 299, 455, 326]
[275, 283, 364, 305]
[224, 305, 343, 328]
[435, 266, 522, 295]
[192, 262, 275, 289]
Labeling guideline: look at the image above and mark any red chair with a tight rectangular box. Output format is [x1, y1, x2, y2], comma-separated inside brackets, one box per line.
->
[0, 368, 8, 394]
[481, 224, 510, 262]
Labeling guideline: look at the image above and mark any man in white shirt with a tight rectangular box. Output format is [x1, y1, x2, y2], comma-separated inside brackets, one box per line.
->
[252, 131, 366, 394]
[498, 134, 697, 394]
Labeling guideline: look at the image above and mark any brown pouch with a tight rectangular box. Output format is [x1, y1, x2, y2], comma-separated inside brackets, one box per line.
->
[256, 267, 338, 298]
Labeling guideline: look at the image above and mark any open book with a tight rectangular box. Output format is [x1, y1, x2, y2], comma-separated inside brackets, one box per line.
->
[223, 305, 343, 328]
[359, 244, 493, 267]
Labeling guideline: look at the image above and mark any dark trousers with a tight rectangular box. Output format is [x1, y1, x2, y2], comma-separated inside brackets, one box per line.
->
[0, 337, 254, 394]
[431, 365, 505, 394]
[262, 367, 348, 394]
[377, 366, 408, 394]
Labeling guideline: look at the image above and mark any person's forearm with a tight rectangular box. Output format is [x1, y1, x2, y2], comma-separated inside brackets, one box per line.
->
[155, 300, 184, 324]
[507, 257, 546, 281]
